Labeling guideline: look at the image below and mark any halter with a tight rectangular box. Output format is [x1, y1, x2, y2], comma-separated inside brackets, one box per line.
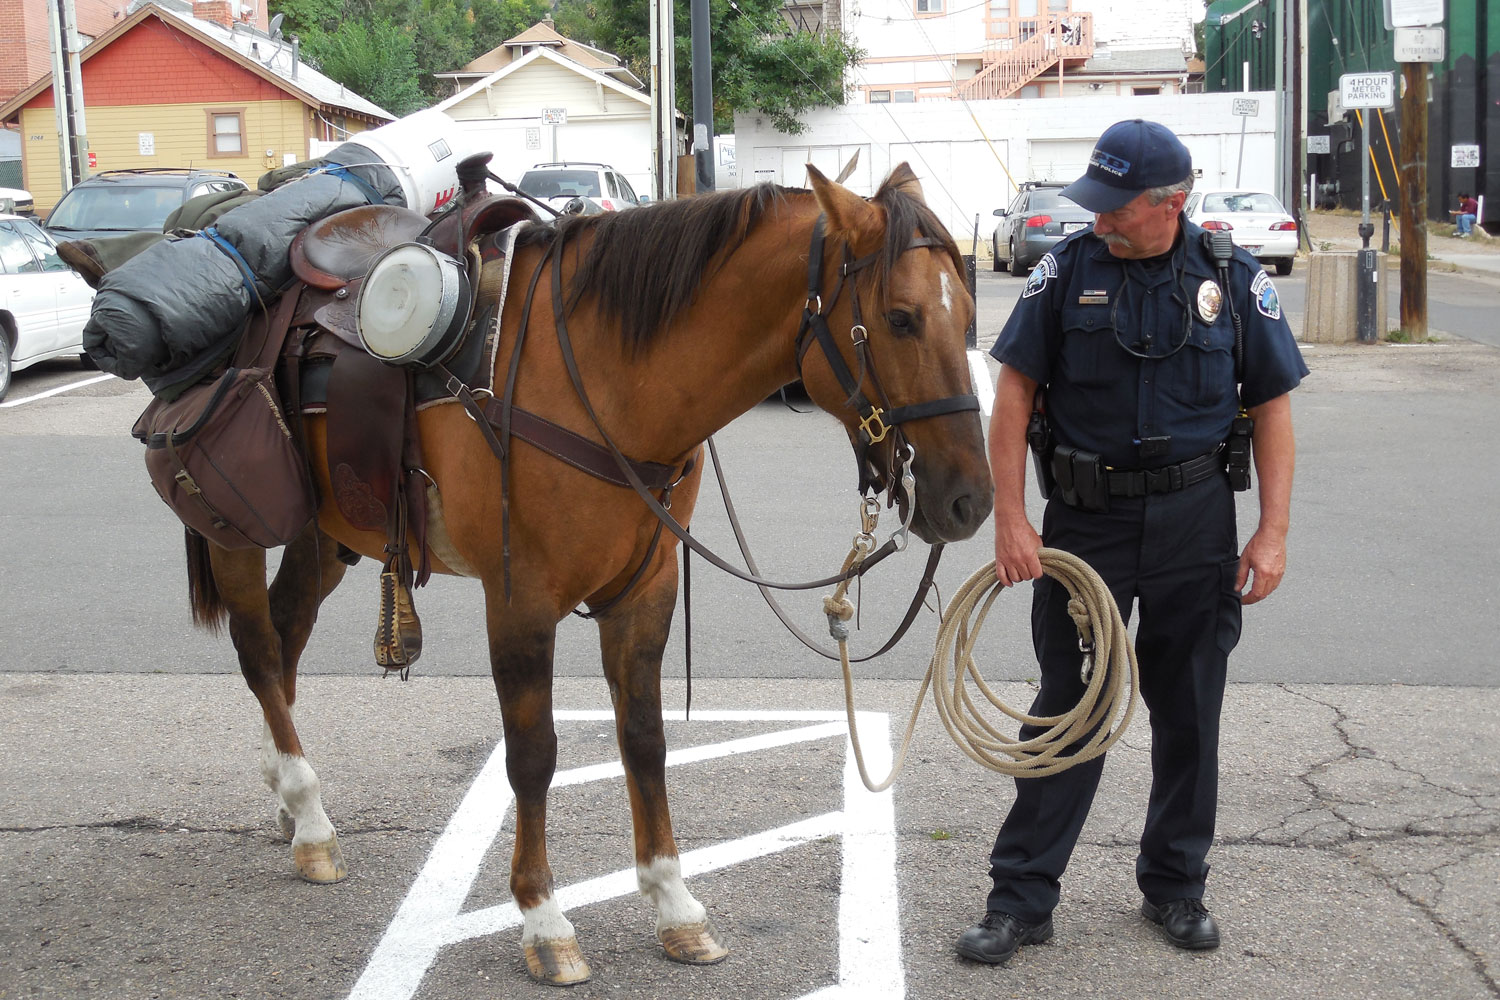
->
[792, 215, 982, 497]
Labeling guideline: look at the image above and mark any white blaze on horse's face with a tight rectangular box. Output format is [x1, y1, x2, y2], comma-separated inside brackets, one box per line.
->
[637, 856, 708, 931]
[938, 270, 954, 315]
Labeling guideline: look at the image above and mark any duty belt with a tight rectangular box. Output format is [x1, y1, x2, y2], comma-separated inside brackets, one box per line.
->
[1107, 448, 1225, 497]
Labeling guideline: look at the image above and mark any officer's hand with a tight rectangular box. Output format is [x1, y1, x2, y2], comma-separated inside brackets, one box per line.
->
[1236, 528, 1287, 605]
[994, 514, 1044, 587]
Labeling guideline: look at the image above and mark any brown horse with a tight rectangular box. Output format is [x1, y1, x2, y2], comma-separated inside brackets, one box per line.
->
[186, 163, 992, 984]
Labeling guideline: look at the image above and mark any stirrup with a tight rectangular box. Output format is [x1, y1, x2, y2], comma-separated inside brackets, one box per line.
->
[375, 563, 423, 676]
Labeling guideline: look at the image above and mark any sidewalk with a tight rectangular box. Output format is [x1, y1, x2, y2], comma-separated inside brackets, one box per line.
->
[1303, 209, 1500, 278]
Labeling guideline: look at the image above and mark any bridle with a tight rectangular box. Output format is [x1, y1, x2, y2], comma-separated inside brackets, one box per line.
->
[792, 215, 982, 500]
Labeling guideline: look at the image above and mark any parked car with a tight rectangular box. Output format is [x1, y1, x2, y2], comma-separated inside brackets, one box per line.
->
[0, 186, 35, 216]
[0, 213, 96, 401]
[1184, 189, 1298, 275]
[991, 182, 1094, 276]
[43, 168, 248, 242]
[515, 162, 642, 214]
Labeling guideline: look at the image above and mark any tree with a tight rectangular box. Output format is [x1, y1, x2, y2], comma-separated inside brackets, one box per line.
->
[553, 0, 860, 135]
[300, 16, 427, 116]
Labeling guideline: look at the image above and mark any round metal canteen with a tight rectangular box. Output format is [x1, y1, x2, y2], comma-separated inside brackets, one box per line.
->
[355, 241, 472, 368]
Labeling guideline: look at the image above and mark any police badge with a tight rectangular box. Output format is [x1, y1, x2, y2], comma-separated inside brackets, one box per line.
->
[1196, 280, 1223, 323]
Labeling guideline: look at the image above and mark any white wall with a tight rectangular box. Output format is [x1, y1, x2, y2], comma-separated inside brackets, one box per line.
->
[734, 92, 1279, 244]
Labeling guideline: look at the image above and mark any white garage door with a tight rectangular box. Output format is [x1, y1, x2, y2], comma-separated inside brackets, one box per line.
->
[1027, 139, 1095, 184]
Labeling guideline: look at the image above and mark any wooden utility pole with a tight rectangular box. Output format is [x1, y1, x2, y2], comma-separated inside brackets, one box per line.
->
[1398, 62, 1428, 339]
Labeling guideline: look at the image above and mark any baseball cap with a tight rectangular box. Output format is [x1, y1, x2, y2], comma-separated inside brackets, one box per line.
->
[1061, 119, 1193, 214]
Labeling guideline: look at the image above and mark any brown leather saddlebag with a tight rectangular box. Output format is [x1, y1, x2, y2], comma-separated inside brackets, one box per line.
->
[130, 287, 311, 550]
[131, 363, 313, 549]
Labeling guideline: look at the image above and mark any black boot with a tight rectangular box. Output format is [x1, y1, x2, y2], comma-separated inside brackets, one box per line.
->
[1141, 897, 1220, 950]
[954, 911, 1053, 965]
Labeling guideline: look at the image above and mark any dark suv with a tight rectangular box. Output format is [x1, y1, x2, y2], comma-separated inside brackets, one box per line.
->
[44, 168, 249, 242]
[991, 181, 1094, 276]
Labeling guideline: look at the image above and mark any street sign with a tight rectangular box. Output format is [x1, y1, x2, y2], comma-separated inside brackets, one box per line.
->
[1393, 26, 1445, 62]
[1307, 135, 1331, 154]
[1451, 145, 1481, 169]
[541, 107, 567, 126]
[1340, 72, 1395, 110]
[1231, 97, 1259, 117]
[525, 126, 540, 151]
[1384, 0, 1443, 29]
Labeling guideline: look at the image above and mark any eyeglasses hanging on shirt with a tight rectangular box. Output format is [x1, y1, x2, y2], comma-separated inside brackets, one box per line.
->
[1108, 244, 1194, 362]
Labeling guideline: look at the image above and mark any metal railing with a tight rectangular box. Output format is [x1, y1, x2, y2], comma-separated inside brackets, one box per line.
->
[957, 12, 1093, 101]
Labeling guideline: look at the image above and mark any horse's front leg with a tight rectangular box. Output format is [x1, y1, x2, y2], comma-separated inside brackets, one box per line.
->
[486, 599, 590, 986]
[209, 531, 346, 884]
[595, 556, 729, 966]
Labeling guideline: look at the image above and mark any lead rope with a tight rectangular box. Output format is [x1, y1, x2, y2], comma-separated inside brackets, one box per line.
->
[829, 548, 1140, 793]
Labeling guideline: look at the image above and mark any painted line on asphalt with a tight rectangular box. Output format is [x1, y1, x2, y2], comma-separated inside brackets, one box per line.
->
[969, 349, 995, 416]
[0, 372, 116, 407]
[348, 710, 902, 1000]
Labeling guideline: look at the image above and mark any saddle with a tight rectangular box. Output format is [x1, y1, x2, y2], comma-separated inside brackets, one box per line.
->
[280, 153, 536, 674]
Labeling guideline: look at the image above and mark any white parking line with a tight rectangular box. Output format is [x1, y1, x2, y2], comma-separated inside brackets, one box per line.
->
[0, 372, 117, 408]
[348, 710, 902, 1000]
[968, 349, 995, 416]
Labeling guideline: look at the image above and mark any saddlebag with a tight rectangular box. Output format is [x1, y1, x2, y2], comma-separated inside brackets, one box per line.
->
[131, 289, 312, 549]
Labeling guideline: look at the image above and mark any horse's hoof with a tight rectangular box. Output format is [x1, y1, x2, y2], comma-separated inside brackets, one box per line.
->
[276, 806, 296, 842]
[524, 937, 591, 986]
[659, 921, 729, 965]
[293, 836, 347, 884]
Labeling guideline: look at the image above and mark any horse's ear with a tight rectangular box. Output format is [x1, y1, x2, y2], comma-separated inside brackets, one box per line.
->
[807, 163, 879, 240]
[881, 162, 925, 202]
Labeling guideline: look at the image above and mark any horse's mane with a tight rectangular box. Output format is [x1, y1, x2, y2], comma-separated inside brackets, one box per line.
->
[512, 169, 960, 352]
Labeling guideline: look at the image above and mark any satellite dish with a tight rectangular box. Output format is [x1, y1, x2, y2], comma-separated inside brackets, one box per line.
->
[268, 12, 284, 38]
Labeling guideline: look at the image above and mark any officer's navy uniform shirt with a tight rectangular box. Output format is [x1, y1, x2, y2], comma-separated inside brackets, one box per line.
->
[991, 217, 1308, 469]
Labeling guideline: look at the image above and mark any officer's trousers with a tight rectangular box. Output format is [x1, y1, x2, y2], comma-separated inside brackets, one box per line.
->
[985, 475, 1243, 923]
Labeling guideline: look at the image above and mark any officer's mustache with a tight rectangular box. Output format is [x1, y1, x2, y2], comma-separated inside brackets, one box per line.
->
[1098, 232, 1135, 249]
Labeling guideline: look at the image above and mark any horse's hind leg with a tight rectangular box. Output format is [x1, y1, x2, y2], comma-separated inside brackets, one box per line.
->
[260, 525, 351, 876]
[485, 597, 590, 986]
[596, 561, 729, 966]
[208, 526, 349, 883]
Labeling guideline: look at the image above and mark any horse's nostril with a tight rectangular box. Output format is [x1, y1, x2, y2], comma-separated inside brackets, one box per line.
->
[950, 494, 972, 527]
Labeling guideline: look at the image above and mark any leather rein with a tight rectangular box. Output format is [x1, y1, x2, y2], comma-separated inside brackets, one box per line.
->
[532, 212, 981, 659]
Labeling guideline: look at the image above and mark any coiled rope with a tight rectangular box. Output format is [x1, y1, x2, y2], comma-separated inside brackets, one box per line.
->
[826, 548, 1140, 793]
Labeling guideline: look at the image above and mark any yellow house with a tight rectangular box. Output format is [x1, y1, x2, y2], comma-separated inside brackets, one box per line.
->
[0, 1, 392, 214]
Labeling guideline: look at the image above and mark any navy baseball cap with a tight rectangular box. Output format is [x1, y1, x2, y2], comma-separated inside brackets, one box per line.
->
[1061, 119, 1193, 214]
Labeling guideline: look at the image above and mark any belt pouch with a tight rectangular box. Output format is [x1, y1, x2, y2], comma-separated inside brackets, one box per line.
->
[1051, 446, 1109, 513]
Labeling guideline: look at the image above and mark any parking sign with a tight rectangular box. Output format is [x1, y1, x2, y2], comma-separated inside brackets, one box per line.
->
[1340, 72, 1395, 110]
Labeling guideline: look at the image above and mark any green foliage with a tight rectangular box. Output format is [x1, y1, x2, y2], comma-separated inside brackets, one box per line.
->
[273, 0, 549, 112]
[300, 16, 426, 116]
[274, 0, 854, 131]
[554, 0, 861, 134]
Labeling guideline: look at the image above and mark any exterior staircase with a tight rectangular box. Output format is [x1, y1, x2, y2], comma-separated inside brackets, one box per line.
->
[956, 12, 1094, 101]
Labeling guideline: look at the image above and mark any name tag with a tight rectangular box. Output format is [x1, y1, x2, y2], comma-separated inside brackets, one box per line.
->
[1078, 290, 1109, 305]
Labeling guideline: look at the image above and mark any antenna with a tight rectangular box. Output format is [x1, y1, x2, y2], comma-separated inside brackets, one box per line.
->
[268, 12, 284, 38]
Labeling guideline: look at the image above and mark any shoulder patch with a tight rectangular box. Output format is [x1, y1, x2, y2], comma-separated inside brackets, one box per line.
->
[1022, 253, 1058, 299]
[1251, 270, 1281, 320]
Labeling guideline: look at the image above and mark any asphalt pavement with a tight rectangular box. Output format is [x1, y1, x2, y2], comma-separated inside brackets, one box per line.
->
[1, 266, 1497, 999]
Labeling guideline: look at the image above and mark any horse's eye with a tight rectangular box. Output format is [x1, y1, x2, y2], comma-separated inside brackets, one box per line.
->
[887, 309, 913, 332]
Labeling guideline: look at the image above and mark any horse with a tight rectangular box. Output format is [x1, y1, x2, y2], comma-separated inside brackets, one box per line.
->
[183, 162, 994, 985]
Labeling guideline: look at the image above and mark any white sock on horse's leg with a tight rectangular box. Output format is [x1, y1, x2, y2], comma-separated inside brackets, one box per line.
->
[637, 856, 707, 931]
[272, 751, 335, 847]
[519, 896, 578, 946]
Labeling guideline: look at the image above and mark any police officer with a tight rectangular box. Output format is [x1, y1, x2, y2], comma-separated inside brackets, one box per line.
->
[956, 120, 1308, 965]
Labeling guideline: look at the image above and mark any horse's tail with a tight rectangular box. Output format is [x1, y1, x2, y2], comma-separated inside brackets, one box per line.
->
[184, 528, 227, 634]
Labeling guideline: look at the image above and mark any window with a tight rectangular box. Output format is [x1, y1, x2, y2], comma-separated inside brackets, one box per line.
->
[17, 221, 68, 271]
[207, 109, 245, 157]
[0, 223, 39, 274]
[893, 90, 917, 102]
[1133, 86, 1161, 96]
[869, 90, 891, 103]
[989, 0, 1008, 14]
[1047, 0, 1067, 9]
[616, 174, 640, 204]
[916, 0, 943, 11]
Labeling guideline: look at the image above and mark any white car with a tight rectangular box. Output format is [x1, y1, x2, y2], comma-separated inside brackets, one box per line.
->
[0, 186, 35, 216]
[1184, 189, 1298, 275]
[514, 162, 643, 214]
[0, 213, 96, 401]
